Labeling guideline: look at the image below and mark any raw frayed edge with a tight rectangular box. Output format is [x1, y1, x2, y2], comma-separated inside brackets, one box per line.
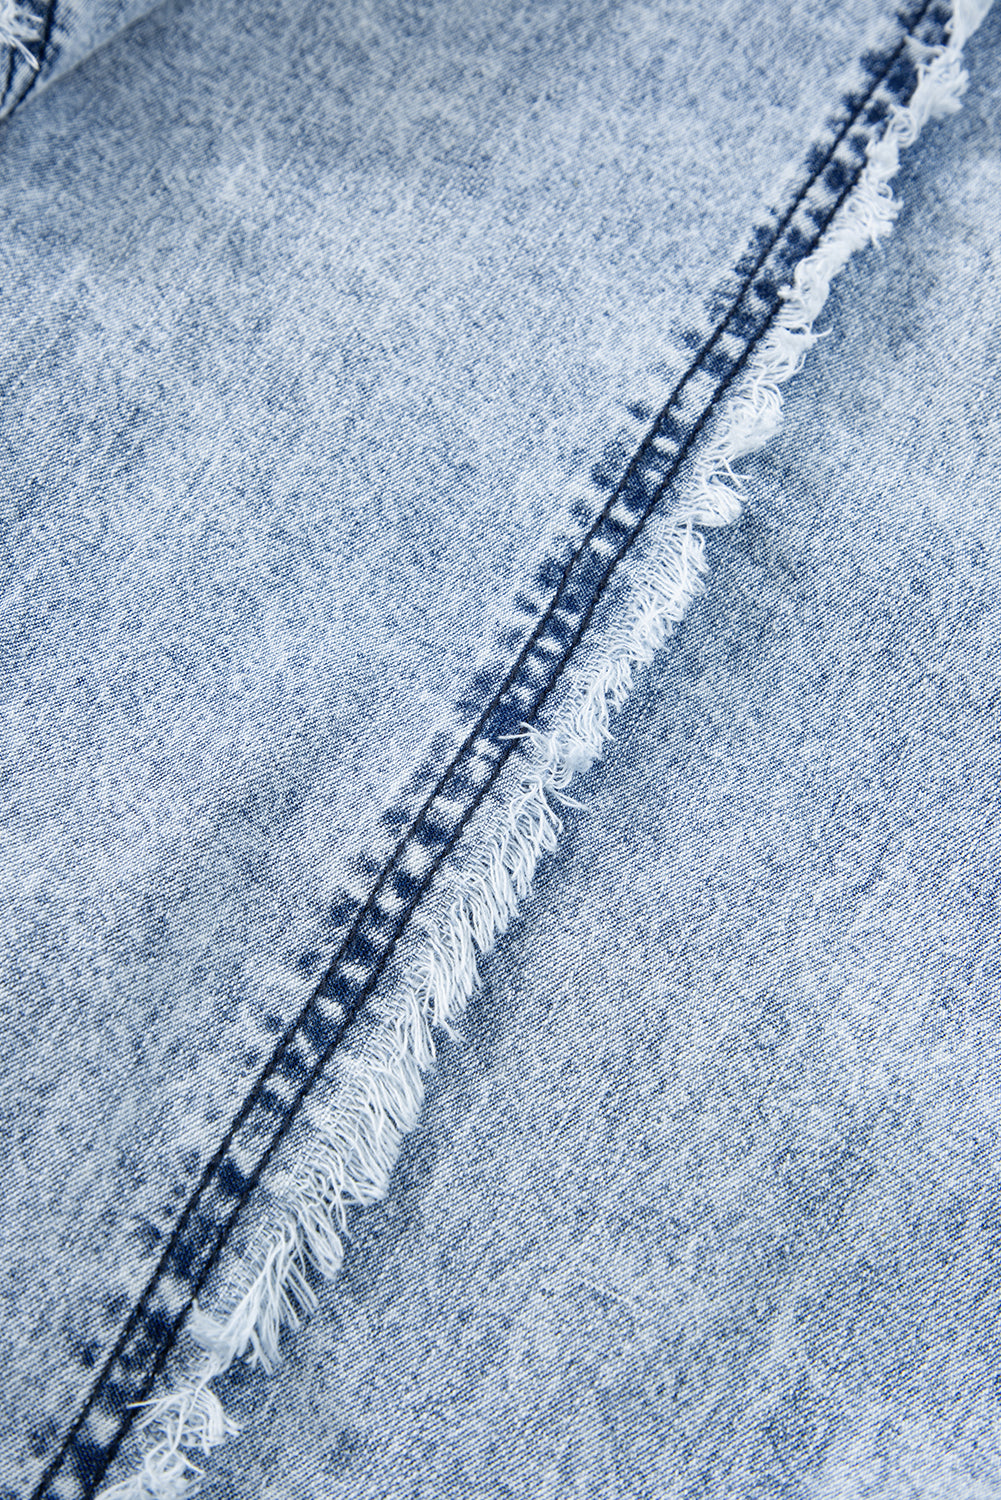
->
[95, 3, 990, 1491]
[0, 0, 41, 65]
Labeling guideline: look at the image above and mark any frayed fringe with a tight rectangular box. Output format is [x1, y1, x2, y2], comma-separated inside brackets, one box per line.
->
[189, 1032, 426, 1376]
[0, 0, 40, 65]
[97, 1370, 239, 1500]
[96, 4, 988, 1492]
[675, 0, 984, 535]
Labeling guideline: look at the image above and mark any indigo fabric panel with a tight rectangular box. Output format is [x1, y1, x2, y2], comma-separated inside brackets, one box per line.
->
[155, 10, 1001, 1497]
[1, 3, 993, 1498]
[0, 1, 910, 1491]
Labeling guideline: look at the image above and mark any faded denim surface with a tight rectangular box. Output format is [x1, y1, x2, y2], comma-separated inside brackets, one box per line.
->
[0, 0, 998, 1496]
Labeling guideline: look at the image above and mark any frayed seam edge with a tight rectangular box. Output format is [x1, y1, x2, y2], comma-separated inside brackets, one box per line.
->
[93, 4, 988, 1493]
[0, 0, 42, 66]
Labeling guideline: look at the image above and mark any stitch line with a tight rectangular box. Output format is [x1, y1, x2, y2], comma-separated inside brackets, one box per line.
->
[336, 0, 938, 910]
[29, 6, 945, 1494]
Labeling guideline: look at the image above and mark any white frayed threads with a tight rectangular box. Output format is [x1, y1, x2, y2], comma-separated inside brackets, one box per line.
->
[188, 1220, 320, 1375]
[96, 5, 989, 1494]
[97, 1369, 239, 1500]
[686, 11, 978, 524]
[0, 0, 40, 66]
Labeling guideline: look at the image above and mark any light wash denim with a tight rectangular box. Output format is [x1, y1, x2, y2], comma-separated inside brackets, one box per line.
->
[1, 0, 998, 1496]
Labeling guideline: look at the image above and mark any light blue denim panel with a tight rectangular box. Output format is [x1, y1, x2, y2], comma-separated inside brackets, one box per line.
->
[1, 0, 915, 1487]
[165, 8, 1001, 1498]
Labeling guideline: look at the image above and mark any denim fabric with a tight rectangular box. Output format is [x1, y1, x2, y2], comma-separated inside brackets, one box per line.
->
[168, 15, 1001, 1496]
[1, 0, 997, 1496]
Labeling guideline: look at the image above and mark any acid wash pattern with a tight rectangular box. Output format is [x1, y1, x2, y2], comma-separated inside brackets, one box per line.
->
[1, 0, 904, 1488]
[0, 0, 997, 1496]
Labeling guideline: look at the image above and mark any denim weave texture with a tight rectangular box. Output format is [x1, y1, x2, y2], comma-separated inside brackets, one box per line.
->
[0, 0, 998, 1495]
